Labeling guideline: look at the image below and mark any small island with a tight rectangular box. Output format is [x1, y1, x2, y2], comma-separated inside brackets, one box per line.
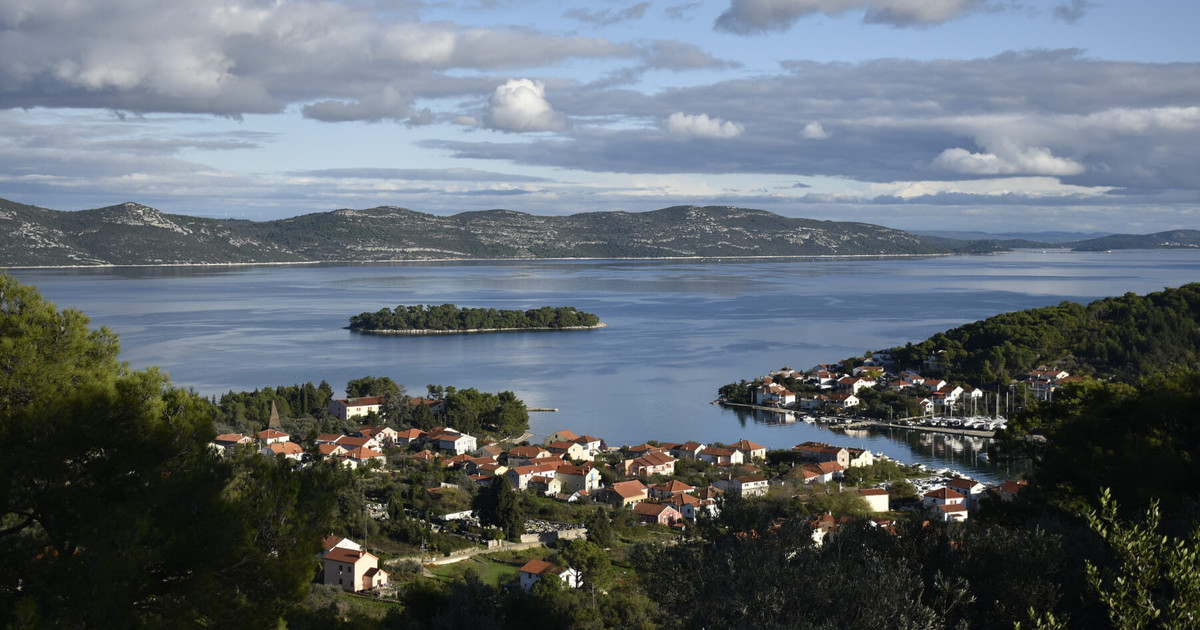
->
[347, 303, 606, 335]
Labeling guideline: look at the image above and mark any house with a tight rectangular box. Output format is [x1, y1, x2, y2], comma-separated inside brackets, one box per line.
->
[322, 543, 389, 592]
[837, 376, 876, 394]
[327, 397, 386, 421]
[633, 502, 682, 526]
[507, 445, 552, 466]
[608, 480, 648, 507]
[796, 394, 831, 410]
[255, 429, 290, 445]
[317, 443, 347, 460]
[937, 502, 969, 523]
[333, 435, 382, 452]
[858, 488, 890, 512]
[555, 464, 602, 493]
[828, 393, 860, 408]
[667, 441, 706, 460]
[394, 428, 427, 446]
[568, 435, 604, 458]
[799, 461, 843, 484]
[506, 462, 563, 491]
[410, 449, 437, 462]
[996, 480, 1028, 502]
[211, 433, 252, 454]
[519, 559, 580, 591]
[627, 443, 662, 456]
[846, 447, 875, 468]
[544, 429, 580, 445]
[260, 441, 304, 461]
[649, 480, 694, 500]
[794, 442, 850, 468]
[356, 425, 399, 447]
[754, 381, 796, 406]
[341, 446, 386, 469]
[430, 430, 477, 456]
[528, 474, 563, 496]
[923, 487, 965, 509]
[408, 397, 447, 414]
[623, 451, 677, 477]
[731, 439, 767, 461]
[698, 447, 744, 466]
[545, 440, 591, 462]
[945, 478, 986, 510]
[716, 475, 769, 497]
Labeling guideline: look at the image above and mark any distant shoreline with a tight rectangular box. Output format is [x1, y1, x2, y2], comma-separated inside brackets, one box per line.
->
[347, 323, 608, 336]
[3, 252, 969, 270]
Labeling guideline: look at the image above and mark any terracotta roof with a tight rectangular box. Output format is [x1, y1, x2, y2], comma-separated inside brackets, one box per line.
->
[652, 480, 694, 493]
[610, 480, 647, 499]
[925, 487, 964, 500]
[214, 433, 248, 443]
[266, 442, 304, 455]
[946, 478, 981, 491]
[255, 429, 289, 439]
[519, 559, 561, 575]
[939, 503, 968, 513]
[323, 547, 376, 564]
[634, 502, 679, 517]
[344, 446, 385, 460]
[859, 488, 889, 496]
[549, 429, 580, 441]
[732, 439, 766, 451]
[338, 396, 386, 407]
[411, 450, 436, 460]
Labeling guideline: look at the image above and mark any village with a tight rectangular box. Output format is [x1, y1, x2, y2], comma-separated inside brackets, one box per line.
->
[723, 351, 1087, 437]
[210, 378, 1031, 598]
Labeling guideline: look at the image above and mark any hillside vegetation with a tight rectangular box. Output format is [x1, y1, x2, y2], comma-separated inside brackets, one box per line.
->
[890, 283, 1200, 387]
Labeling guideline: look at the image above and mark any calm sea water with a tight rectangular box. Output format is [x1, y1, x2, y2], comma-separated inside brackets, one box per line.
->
[12, 249, 1200, 481]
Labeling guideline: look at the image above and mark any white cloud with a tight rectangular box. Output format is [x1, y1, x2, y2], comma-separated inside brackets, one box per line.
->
[487, 79, 567, 132]
[664, 112, 744, 138]
[933, 145, 1085, 176]
[802, 122, 830, 139]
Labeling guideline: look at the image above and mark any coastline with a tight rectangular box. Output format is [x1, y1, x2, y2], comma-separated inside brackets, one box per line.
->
[718, 402, 996, 439]
[346, 322, 609, 335]
[2, 252, 961, 270]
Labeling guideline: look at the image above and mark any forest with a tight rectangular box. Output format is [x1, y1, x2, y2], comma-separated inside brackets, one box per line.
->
[348, 304, 601, 333]
[889, 283, 1200, 387]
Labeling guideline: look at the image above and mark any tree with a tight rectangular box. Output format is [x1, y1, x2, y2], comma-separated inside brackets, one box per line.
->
[0, 275, 346, 627]
[557, 539, 615, 608]
[345, 375, 404, 400]
[473, 477, 525, 540]
[1085, 488, 1200, 630]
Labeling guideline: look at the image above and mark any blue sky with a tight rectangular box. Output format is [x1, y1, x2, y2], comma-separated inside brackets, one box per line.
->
[1, 0, 1198, 233]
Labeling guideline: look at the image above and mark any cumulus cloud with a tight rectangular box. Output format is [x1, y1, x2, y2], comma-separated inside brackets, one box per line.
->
[487, 79, 567, 132]
[0, 0, 638, 117]
[715, 0, 986, 33]
[664, 112, 745, 138]
[933, 145, 1085, 176]
[802, 122, 830, 139]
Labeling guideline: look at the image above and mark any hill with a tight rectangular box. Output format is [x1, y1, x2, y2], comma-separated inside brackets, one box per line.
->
[1066, 229, 1200, 251]
[0, 198, 954, 266]
[889, 283, 1200, 387]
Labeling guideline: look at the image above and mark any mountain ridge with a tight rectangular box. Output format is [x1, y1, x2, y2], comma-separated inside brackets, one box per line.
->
[0, 198, 958, 267]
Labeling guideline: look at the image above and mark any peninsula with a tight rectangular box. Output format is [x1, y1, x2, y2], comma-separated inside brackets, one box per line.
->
[347, 304, 604, 335]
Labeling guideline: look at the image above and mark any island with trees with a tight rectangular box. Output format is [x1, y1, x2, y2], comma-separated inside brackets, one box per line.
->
[347, 303, 605, 335]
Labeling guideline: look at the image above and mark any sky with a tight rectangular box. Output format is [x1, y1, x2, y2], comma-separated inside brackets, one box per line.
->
[1, 0, 1199, 233]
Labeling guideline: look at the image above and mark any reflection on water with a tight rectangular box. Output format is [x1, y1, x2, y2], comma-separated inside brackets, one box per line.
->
[725, 407, 1027, 482]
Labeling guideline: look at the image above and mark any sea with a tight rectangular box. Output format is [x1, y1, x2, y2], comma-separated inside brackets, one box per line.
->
[11, 248, 1200, 482]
